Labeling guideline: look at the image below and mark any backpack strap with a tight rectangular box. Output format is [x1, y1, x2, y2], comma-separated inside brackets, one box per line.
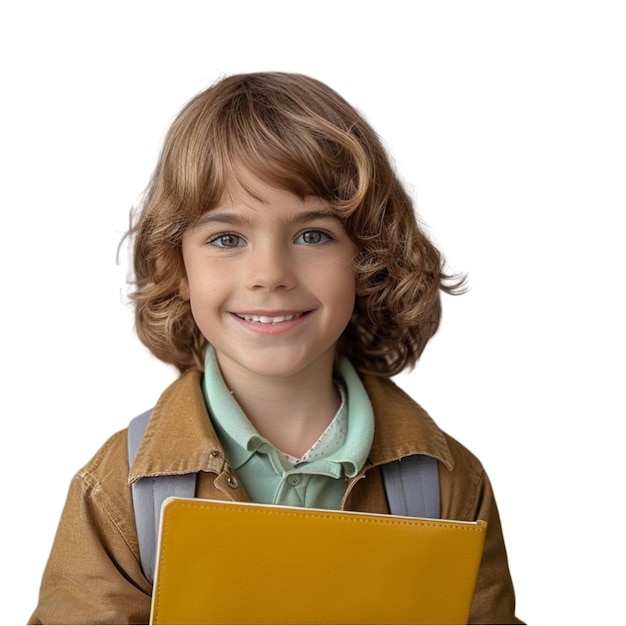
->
[127, 409, 197, 584]
[381, 455, 441, 519]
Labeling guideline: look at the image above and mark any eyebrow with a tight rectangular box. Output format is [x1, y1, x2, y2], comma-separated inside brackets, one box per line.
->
[192, 209, 342, 229]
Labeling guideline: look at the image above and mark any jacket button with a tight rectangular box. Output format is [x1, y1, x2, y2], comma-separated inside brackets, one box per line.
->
[226, 474, 239, 488]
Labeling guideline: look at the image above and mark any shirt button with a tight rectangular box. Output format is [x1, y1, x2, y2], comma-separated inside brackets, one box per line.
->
[287, 475, 300, 486]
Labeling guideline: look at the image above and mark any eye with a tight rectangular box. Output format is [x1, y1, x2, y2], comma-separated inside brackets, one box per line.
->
[208, 233, 245, 249]
[295, 230, 334, 245]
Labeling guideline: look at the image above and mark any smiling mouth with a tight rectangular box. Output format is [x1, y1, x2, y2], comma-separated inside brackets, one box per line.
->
[235, 313, 306, 324]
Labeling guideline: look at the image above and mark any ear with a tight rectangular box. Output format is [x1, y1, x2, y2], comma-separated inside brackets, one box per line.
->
[179, 277, 191, 301]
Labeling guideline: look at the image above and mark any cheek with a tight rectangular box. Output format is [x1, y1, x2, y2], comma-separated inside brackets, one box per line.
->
[323, 264, 357, 316]
[184, 266, 229, 316]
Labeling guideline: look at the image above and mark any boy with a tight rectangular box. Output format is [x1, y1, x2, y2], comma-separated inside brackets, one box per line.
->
[30, 72, 522, 624]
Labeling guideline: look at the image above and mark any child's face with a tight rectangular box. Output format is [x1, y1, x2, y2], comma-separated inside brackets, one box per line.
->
[180, 168, 359, 385]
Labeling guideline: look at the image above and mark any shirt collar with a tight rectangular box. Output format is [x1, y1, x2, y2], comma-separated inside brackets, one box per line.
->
[202, 346, 375, 479]
[201, 348, 259, 470]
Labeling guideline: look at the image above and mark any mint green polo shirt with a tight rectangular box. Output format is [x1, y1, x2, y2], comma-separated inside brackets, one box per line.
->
[202, 347, 375, 510]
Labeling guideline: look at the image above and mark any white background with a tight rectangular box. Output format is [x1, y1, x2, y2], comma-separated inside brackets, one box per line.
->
[2, 1, 625, 623]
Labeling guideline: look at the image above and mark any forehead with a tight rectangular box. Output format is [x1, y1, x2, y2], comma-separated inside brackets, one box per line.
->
[206, 166, 336, 219]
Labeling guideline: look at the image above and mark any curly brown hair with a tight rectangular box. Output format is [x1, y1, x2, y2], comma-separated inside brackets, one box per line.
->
[127, 72, 465, 376]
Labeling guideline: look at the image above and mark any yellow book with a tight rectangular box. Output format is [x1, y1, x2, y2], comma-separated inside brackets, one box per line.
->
[150, 498, 486, 625]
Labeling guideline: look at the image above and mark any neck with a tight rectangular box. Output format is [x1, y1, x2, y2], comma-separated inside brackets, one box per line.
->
[217, 357, 340, 458]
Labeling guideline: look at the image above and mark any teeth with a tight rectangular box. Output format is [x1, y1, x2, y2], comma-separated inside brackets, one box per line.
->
[239, 313, 301, 324]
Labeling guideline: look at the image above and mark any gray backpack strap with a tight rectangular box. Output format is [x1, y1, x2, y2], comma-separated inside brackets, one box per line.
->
[381, 455, 441, 519]
[128, 409, 197, 584]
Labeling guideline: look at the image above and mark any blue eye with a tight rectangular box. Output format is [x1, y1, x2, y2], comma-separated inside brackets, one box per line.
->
[209, 233, 245, 248]
[296, 230, 333, 245]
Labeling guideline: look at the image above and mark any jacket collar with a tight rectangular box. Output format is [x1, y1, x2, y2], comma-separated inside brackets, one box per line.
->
[362, 375, 454, 471]
[128, 370, 222, 484]
[129, 369, 454, 484]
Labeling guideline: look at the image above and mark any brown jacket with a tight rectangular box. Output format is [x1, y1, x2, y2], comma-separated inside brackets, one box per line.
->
[29, 370, 522, 625]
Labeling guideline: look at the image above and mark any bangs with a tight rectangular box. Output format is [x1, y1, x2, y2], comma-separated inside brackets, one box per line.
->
[219, 104, 364, 206]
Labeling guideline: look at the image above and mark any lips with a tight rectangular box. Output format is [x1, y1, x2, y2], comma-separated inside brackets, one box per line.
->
[234, 312, 306, 324]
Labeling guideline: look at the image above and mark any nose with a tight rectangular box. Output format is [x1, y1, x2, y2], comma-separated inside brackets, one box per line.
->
[245, 244, 296, 291]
